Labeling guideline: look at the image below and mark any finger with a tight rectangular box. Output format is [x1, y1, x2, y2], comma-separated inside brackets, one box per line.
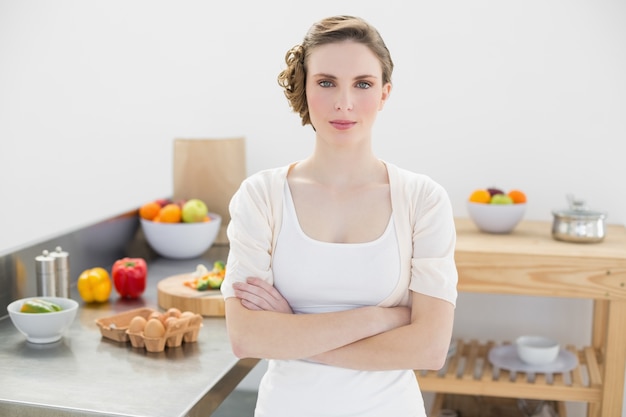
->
[246, 277, 287, 304]
[235, 288, 275, 311]
[240, 299, 263, 311]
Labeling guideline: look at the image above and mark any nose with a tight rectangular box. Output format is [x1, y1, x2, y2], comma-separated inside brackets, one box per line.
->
[334, 89, 353, 111]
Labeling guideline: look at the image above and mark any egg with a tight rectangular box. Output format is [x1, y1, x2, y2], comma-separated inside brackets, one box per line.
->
[128, 316, 147, 334]
[164, 316, 180, 330]
[165, 307, 182, 319]
[180, 311, 196, 319]
[180, 311, 202, 326]
[144, 318, 166, 338]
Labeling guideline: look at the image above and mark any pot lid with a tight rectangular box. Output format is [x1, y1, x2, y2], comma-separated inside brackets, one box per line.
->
[552, 195, 607, 220]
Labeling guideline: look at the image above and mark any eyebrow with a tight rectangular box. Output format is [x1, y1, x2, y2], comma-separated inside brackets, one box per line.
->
[311, 72, 379, 80]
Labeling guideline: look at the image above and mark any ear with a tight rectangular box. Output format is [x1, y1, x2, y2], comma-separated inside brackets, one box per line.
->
[378, 82, 392, 110]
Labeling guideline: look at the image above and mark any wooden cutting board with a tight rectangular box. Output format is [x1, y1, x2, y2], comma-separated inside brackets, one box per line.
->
[157, 274, 225, 317]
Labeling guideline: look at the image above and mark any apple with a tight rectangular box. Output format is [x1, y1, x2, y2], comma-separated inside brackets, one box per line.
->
[181, 199, 208, 223]
[155, 198, 171, 207]
[490, 194, 514, 205]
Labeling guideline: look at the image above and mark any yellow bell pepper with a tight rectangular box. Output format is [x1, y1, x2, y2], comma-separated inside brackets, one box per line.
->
[77, 267, 112, 303]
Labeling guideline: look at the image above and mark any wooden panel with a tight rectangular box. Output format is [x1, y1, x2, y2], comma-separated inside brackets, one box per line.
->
[599, 300, 626, 416]
[173, 137, 246, 244]
[454, 219, 626, 301]
[454, 251, 626, 300]
[455, 218, 626, 261]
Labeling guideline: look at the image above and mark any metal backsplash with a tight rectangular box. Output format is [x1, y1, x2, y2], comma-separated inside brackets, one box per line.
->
[0, 211, 157, 319]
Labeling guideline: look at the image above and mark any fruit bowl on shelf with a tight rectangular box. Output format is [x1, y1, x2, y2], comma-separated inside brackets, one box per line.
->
[140, 214, 221, 259]
[7, 297, 79, 344]
[467, 188, 527, 234]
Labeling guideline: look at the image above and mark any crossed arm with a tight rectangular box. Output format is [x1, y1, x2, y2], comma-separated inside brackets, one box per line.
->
[224, 277, 454, 371]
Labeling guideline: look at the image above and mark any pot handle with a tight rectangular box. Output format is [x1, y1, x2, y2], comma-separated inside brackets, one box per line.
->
[566, 194, 588, 211]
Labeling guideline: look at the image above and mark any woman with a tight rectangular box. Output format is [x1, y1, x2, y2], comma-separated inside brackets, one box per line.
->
[221, 15, 458, 417]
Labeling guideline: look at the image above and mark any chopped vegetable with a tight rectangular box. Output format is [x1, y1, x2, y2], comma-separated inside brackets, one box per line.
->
[183, 261, 226, 291]
[20, 299, 62, 313]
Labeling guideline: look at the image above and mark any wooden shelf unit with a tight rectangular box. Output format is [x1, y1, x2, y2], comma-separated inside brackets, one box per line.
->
[418, 339, 598, 413]
[417, 219, 626, 417]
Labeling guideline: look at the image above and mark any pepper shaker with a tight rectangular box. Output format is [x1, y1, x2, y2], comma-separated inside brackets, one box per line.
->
[35, 250, 57, 297]
[50, 246, 70, 298]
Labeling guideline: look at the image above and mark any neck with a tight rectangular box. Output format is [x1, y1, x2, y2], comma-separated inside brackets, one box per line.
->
[299, 148, 386, 188]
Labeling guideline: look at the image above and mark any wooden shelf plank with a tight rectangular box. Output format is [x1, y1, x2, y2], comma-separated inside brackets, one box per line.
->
[417, 339, 603, 404]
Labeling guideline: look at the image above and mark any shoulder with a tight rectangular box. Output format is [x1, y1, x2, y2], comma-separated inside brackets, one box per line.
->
[235, 165, 290, 201]
[229, 164, 291, 220]
[241, 165, 290, 189]
[385, 161, 447, 199]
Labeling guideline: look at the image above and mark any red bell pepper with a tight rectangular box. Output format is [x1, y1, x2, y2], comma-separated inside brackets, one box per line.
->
[112, 257, 147, 299]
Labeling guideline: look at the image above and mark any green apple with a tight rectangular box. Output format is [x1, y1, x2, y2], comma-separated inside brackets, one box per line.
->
[490, 194, 514, 205]
[181, 199, 208, 223]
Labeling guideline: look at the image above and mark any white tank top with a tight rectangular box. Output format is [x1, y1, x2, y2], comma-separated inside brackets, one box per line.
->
[254, 183, 425, 417]
[272, 182, 400, 313]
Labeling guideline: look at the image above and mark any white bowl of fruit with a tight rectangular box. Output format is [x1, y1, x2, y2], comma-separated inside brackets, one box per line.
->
[467, 187, 527, 234]
[7, 297, 79, 343]
[139, 198, 221, 259]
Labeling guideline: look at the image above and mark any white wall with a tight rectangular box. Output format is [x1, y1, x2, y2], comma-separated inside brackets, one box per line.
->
[1, 1, 625, 415]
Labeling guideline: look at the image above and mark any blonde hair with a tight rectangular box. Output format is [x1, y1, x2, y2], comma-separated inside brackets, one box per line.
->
[277, 15, 394, 126]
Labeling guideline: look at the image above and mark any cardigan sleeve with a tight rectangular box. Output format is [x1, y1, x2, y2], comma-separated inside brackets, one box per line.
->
[220, 169, 280, 300]
[408, 178, 458, 307]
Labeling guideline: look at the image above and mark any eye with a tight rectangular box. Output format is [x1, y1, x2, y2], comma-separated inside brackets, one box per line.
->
[356, 81, 372, 89]
[318, 80, 334, 88]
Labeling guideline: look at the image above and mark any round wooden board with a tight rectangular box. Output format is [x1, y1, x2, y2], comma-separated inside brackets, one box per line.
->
[157, 274, 225, 317]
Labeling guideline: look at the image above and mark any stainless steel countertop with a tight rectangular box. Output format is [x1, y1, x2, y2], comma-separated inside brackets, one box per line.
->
[0, 246, 258, 417]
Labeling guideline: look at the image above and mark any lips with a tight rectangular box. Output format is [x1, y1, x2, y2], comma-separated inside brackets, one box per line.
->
[330, 120, 356, 130]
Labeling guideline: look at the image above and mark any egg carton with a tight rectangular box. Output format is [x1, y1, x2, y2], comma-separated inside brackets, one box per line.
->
[96, 307, 203, 353]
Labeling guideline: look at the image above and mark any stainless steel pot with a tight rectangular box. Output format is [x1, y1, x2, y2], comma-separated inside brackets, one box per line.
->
[551, 195, 607, 243]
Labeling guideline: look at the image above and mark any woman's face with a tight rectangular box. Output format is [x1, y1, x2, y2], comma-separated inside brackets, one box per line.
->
[305, 40, 391, 144]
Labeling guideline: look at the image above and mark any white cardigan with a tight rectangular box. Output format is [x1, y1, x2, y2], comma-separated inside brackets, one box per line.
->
[221, 161, 458, 307]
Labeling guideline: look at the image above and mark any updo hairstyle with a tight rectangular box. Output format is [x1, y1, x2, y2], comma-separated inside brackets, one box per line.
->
[277, 15, 394, 126]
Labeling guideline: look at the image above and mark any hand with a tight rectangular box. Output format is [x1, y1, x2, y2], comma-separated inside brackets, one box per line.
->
[232, 277, 293, 314]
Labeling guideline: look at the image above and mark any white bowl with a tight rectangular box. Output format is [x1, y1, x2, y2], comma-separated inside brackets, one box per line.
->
[140, 213, 221, 259]
[467, 202, 526, 234]
[515, 335, 560, 365]
[7, 297, 79, 343]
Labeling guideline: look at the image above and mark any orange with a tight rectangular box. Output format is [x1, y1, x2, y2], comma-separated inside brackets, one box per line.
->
[469, 189, 491, 204]
[508, 189, 527, 204]
[139, 201, 161, 221]
[159, 203, 182, 223]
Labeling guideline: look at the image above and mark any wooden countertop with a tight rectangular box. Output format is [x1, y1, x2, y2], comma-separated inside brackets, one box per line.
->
[454, 218, 626, 300]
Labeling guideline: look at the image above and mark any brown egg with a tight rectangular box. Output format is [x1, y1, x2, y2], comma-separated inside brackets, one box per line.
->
[182, 311, 202, 326]
[128, 316, 147, 334]
[180, 311, 196, 319]
[164, 316, 180, 330]
[144, 318, 166, 338]
[148, 311, 162, 321]
[165, 307, 182, 319]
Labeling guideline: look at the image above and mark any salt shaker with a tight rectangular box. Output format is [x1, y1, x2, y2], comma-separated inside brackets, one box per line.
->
[50, 246, 70, 298]
[35, 250, 57, 297]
